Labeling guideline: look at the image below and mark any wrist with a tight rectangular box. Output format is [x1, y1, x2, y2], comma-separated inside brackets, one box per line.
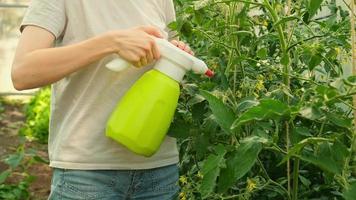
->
[76, 33, 119, 63]
[102, 31, 123, 54]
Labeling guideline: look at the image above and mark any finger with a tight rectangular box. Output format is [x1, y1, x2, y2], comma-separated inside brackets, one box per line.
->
[178, 41, 186, 49]
[181, 43, 194, 55]
[184, 45, 193, 54]
[152, 40, 161, 60]
[127, 53, 141, 68]
[147, 49, 154, 64]
[132, 56, 143, 67]
[140, 26, 163, 38]
[133, 61, 142, 68]
[171, 40, 179, 46]
[186, 48, 194, 55]
[141, 57, 148, 66]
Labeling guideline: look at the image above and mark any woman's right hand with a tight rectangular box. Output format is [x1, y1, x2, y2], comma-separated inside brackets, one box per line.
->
[107, 26, 163, 68]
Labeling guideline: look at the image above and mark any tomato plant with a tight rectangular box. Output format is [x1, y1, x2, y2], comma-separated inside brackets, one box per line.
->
[20, 88, 50, 144]
[0, 136, 49, 200]
[169, 0, 356, 199]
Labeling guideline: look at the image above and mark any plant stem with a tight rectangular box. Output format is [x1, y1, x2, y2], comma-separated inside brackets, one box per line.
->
[264, 0, 292, 195]
[263, 0, 287, 52]
[292, 158, 300, 200]
[285, 122, 291, 194]
[257, 158, 291, 200]
[273, 120, 279, 143]
[194, 29, 237, 50]
[287, 35, 327, 51]
[265, 145, 288, 155]
[230, 3, 238, 91]
[214, 0, 264, 7]
[349, 0, 356, 178]
[317, 121, 326, 137]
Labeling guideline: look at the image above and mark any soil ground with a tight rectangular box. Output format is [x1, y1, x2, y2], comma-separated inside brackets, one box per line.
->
[0, 100, 51, 200]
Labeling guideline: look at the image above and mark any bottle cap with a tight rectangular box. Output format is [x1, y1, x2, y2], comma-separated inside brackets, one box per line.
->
[205, 69, 214, 77]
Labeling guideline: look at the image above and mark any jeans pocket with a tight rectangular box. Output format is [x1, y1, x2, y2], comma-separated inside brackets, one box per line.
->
[132, 164, 180, 200]
[60, 169, 115, 200]
[150, 164, 180, 193]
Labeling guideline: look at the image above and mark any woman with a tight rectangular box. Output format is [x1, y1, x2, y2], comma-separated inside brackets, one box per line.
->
[11, 0, 193, 199]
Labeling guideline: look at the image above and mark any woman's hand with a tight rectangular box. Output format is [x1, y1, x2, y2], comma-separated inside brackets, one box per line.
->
[109, 26, 163, 68]
[170, 40, 194, 55]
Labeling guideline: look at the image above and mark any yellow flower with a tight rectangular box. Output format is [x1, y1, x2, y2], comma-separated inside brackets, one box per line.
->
[179, 192, 187, 200]
[197, 171, 204, 179]
[255, 75, 265, 92]
[247, 178, 257, 192]
[275, 3, 283, 13]
[179, 176, 188, 185]
[263, 20, 268, 27]
[256, 80, 264, 91]
[236, 91, 242, 98]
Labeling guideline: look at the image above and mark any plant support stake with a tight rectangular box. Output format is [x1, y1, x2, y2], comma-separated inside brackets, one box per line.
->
[350, 0, 356, 176]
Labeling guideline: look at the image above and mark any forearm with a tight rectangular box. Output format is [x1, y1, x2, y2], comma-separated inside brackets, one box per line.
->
[12, 34, 114, 90]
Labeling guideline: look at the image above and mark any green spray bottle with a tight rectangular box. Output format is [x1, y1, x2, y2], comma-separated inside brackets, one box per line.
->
[105, 38, 214, 157]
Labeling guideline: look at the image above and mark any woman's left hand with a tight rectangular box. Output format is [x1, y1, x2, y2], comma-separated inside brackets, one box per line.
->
[170, 40, 195, 55]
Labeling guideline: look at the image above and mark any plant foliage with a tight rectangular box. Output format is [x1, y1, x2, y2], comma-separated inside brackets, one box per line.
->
[20, 88, 50, 144]
[169, 0, 355, 199]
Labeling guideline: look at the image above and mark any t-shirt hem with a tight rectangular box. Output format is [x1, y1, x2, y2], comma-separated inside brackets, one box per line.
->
[49, 157, 179, 170]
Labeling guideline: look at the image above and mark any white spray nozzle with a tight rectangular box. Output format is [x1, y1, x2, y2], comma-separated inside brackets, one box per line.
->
[192, 59, 214, 78]
[106, 38, 214, 82]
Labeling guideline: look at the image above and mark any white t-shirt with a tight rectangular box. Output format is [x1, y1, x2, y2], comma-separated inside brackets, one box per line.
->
[20, 0, 179, 170]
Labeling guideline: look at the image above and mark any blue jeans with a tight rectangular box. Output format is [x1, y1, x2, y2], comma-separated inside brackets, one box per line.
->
[48, 164, 180, 200]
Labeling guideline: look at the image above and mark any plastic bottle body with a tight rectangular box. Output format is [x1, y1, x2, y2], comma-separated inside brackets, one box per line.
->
[106, 69, 180, 157]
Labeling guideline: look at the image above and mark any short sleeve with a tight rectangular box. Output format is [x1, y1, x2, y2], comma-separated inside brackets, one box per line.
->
[20, 0, 66, 39]
[164, 0, 178, 40]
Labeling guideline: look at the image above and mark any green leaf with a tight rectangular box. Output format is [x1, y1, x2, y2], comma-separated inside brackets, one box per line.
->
[168, 118, 191, 139]
[294, 127, 312, 137]
[194, 134, 211, 160]
[200, 145, 227, 199]
[300, 141, 349, 175]
[200, 90, 235, 134]
[33, 155, 49, 165]
[343, 181, 356, 200]
[344, 75, 356, 86]
[308, 54, 323, 70]
[299, 106, 323, 120]
[257, 48, 268, 59]
[315, 85, 339, 99]
[278, 137, 331, 166]
[194, 0, 212, 10]
[348, 75, 356, 83]
[236, 97, 259, 114]
[201, 168, 220, 199]
[308, 0, 324, 19]
[167, 21, 178, 31]
[217, 136, 267, 192]
[232, 99, 291, 129]
[192, 102, 207, 122]
[0, 169, 11, 184]
[299, 175, 311, 187]
[4, 152, 24, 169]
[327, 113, 352, 129]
